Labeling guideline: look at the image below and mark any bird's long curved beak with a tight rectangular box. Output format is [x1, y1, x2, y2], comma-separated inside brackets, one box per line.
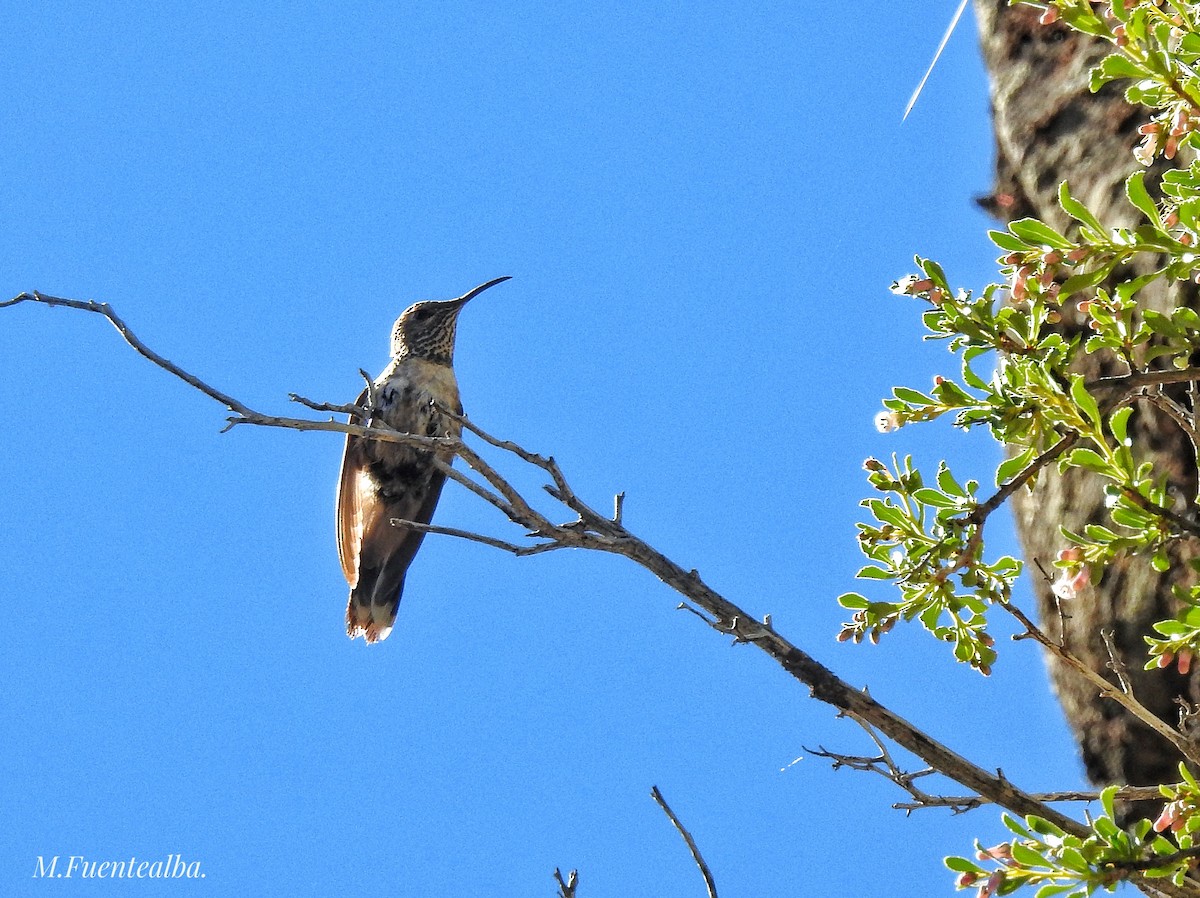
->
[457, 276, 512, 304]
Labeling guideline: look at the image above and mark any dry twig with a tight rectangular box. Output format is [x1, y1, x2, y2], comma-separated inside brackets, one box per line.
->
[651, 787, 717, 898]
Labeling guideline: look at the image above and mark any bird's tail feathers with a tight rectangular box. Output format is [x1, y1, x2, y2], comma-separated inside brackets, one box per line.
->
[345, 571, 405, 644]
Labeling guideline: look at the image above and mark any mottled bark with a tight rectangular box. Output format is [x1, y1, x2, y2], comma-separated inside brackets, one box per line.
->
[972, 1, 1198, 820]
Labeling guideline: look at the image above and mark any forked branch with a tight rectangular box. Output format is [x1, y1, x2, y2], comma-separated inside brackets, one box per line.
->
[9, 291, 1199, 898]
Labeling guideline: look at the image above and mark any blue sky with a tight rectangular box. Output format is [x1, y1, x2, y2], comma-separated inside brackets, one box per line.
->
[1, 3, 1089, 896]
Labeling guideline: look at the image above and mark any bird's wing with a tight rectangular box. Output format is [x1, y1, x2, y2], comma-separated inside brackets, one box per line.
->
[335, 388, 369, 587]
[381, 465, 449, 576]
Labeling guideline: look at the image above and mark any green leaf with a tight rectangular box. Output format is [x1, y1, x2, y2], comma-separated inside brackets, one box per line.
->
[1126, 171, 1163, 228]
[1070, 374, 1102, 426]
[1027, 815, 1066, 837]
[893, 386, 933, 405]
[962, 347, 990, 391]
[997, 447, 1036, 486]
[937, 464, 966, 497]
[1110, 406, 1133, 445]
[1143, 309, 1185, 338]
[990, 229, 1031, 253]
[837, 592, 869, 610]
[920, 257, 948, 289]
[1058, 181, 1105, 233]
[1083, 523, 1117, 543]
[1111, 503, 1153, 529]
[1001, 813, 1031, 838]
[1175, 307, 1200, 331]
[1034, 884, 1079, 898]
[1009, 217, 1072, 249]
[932, 378, 974, 407]
[913, 488, 959, 509]
[1152, 547, 1171, 573]
[945, 856, 985, 874]
[1066, 447, 1113, 475]
[855, 565, 894, 580]
[1061, 263, 1113, 295]
[1009, 839, 1046, 867]
[1101, 784, 1119, 822]
[1095, 52, 1144, 82]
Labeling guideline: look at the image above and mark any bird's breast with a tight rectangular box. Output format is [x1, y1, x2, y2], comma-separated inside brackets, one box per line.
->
[363, 359, 462, 482]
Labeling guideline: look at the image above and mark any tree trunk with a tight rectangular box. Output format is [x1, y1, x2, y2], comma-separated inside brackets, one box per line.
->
[972, 0, 1198, 822]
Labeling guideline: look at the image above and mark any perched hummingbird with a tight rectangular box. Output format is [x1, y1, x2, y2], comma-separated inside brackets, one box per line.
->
[336, 276, 511, 643]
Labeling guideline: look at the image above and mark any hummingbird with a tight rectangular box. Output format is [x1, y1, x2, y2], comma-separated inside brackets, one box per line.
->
[335, 276, 511, 643]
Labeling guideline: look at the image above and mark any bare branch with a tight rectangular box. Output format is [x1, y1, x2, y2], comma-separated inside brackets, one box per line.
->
[552, 868, 578, 898]
[16, 292, 1192, 875]
[809, 725, 1165, 813]
[389, 518, 563, 557]
[1102, 628, 1133, 695]
[288, 393, 363, 416]
[651, 786, 717, 898]
[1087, 367, 1200, 392]
[1121, 485, 1200, 539]
[892, 785, 1166, 812]
[964, 433, 1078, 530]
[999, 600, 1200, 768]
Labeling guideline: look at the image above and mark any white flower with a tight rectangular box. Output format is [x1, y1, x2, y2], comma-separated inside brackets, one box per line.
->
[875, 411, 902, 433]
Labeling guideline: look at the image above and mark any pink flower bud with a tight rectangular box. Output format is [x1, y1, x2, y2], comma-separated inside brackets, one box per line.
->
[1178, 650, 1193, 675]
[1154, 800, 1187, 833]
[981, 871, 1005, 898]
[976, 843, 1012, 862]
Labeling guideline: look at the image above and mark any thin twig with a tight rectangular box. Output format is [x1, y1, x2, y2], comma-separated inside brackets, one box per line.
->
[1109, 843, 1200, 874]
[650, 787, 717, 898]
[390, 518, 564, 557]
[1087, 367, 1200, 391]
[1000, 600, 1200, 768]
[552, 868, 578, 898]
[964, 433, 1079, 530]
[891, 785, 1166, 812]
[1102, 628, 1134, 695]
[288, 393, 363, 415]
[1140, 391, 1197, 446]
[2, 292, 457, 450]
[1122, 485, 1200, 539]
[1032, 557, 1071, 646]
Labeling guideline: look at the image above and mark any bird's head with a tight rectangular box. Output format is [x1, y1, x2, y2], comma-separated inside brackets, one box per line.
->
[390, 276, 511, 363]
